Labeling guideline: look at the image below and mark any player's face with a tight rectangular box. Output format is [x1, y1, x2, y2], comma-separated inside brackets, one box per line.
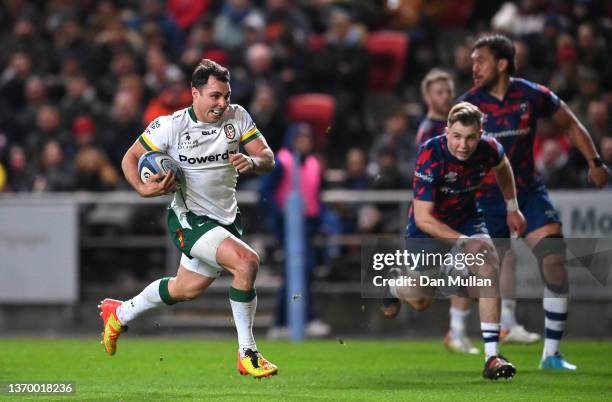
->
[471, 47, 500, 89]
[192, 76, 231, 123]
[426, 79, 454, 116]
[446, 121, 482, 160]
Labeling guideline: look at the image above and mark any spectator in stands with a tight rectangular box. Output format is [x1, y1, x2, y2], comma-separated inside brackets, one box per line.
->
[69, 115, 100, 154]
[310, 7, 369, 156]
[232, 42, 284, 107]
[368, 108, 415, 181]
[24, 105, 71, 160]
[585, 100, 610, 146]
[91, 19, 143, 81]
[180, 17, 228, 76]
[263, 0, 312, 45]
[213, 0, 262, 51]
[144, 47, 184, 97]
[0, 2, 608, 198]
[103, 90, 144, 170]
[249, 83, 287, 152]
[87, 0, 121, 37]
[53, 14, 92, 75]
[97, 49, 141, 104]
[126, 0, 184, 59]
[514, 39, 545, 84]
[166, 0, 211, 32]
[242, 13, 266, 49]
[73, 147, 121, 192]
[576, 22, 611, 89]
[330, 148, 384, 253]
[142, 71, 192, 126]
[4, 145, 34, 192]
[569, 68, 602, 124]
[0, 161, 6, 192]
[32, 139, 73, 192]
[60, 75, 106, 123]
[0, 9, 53, 74]
[269, 23, 310, 98]
[370, 147, 406, 191]
[118, 74, 147, 107]
[549, 39, 580, 102]
[260, 123, 331, 339]
[453, 42, 475, 96]
[536, 138, 581, 189]
[15, 75, 48, 135]
[0, 51, 33, 117]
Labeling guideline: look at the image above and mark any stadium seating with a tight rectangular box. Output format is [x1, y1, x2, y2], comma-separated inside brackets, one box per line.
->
[286, 93, 336, 151]
[366, 31, 409, 93]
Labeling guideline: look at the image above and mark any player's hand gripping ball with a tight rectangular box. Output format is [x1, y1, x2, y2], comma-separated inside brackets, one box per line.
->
[138, 151, 184, 185]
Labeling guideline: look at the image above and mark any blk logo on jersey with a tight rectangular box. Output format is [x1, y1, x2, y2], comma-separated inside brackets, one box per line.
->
[201, 129, 216, 136]
[224, 124, 236, 140]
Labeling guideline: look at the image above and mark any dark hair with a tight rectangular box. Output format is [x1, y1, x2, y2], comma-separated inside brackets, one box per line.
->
[473, 34, 516, 75]
[191, 59, 230, 89]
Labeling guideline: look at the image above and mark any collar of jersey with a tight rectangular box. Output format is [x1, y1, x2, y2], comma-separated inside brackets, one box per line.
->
[188, 105, 224, 127]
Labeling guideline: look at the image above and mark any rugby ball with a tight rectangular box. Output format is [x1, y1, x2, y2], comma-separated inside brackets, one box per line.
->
[137, 151, 183, 184]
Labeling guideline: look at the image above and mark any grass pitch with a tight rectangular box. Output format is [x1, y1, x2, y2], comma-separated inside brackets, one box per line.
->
[1, 338, 611, 401]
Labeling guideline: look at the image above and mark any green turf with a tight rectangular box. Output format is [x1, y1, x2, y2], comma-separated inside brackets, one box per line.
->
[1, 338, 611, 401]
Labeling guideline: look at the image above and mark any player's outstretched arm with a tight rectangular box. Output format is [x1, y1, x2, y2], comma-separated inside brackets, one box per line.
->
[493, 156, 526, 237]
[121, 140, 176, 197]
[232, 136, 275, 175]
[553, 101, 609, 188]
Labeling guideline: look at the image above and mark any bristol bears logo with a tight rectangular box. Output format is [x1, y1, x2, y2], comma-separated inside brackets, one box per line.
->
[444, 171, 458, 182]
[224, 124, 236, 140]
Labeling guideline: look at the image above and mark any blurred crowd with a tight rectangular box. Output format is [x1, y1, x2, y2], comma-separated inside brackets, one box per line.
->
[0, 0, 610, 194]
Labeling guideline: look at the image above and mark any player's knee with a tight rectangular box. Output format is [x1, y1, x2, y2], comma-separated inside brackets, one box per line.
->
[541, 253, 566, 271]
[233, 250, 260, 281]
[476, 263, 498, 282]
[532, 234, 566, 267]
[407, 297, 433, 311]
[541, 255, 568, 293]
[532, 234, 568, 293]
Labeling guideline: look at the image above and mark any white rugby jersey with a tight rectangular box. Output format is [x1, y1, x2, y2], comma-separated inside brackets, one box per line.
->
[138, 104, 262, 224]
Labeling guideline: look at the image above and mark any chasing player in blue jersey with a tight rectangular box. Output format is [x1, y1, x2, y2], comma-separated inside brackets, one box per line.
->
[387, 101, 526, 379]
[384, 69, 539, 353]
[459, 34, 609, 370]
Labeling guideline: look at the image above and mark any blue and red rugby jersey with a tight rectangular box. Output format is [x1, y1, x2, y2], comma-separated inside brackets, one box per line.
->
[457, 78, 561, 204]
[406, 134, 505, 237]
[415, 117, 447, 146]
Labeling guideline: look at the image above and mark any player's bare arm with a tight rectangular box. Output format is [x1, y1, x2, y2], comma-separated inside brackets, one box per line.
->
[414, 199, 465, 244]
[552, 101, 609, 188]
[493, 156, 527, 236]
[122, 140, 176, 197]
[413, 196, 494, 256]
[231, 136, 275, 174]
